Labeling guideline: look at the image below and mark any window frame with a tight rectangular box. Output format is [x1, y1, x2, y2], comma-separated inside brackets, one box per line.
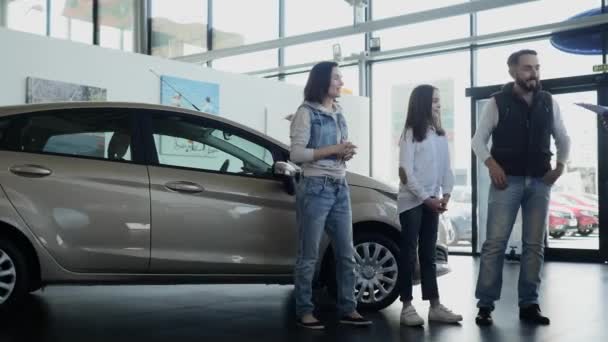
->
[140, 109, 288, 180]
[0, 108, 143, 164]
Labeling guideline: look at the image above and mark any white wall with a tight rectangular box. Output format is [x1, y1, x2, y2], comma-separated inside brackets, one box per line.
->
[0, 28, 370, 176]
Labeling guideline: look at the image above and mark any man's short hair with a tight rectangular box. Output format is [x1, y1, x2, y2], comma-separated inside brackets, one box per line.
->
[507, 49, 538, 68]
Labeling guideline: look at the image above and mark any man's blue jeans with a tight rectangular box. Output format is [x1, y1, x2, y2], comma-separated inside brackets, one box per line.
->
[476, 176, 551, 309]
[294, 176, 357, 318]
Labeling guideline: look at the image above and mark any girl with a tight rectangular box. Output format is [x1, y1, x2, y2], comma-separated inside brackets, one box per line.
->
[398, 85, 462, 326]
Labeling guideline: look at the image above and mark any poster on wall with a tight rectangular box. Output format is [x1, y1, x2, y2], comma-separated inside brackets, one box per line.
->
[159, 75, 220, 157]
[160, 75, 219, 114]
[26, 77, 107, 103]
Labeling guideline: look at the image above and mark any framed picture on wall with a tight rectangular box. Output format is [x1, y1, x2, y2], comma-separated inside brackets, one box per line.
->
[160, 75, 220, 114]
[26, 77, 107, 103]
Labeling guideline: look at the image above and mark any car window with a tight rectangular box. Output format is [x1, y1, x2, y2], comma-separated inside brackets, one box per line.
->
[17, 110, 133, 161]
[150, 113, 274, 176]
[210, 130, 274, 166]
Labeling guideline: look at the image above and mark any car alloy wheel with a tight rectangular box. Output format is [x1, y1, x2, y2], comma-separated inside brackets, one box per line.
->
[353, 241, 398, 304]
[0, 248, 17, 305]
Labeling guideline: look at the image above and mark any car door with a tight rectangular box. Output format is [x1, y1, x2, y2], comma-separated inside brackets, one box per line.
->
[144, 110, 297, 274]
[0, 108, 150, 272]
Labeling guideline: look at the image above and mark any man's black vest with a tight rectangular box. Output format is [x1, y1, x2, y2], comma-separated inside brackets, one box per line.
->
[490, 82, 553, 177]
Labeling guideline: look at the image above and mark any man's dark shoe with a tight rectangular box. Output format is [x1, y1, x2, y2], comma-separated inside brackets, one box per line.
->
[475, 307, 493, 326]
[519, 304, 550, 325]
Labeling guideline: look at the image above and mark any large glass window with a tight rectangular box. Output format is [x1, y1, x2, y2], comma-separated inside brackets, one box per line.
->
[476, 36, 601, 87]
[151, 0, 207, 58]
[213, 0, 277, 48]
[98, 0, 135, 52]
[373, 16, 468, 52]
[3, 0, 47, 36]
[285, 35, 364, 67]
[477, 0, 600, 35]
[373, 0, 468, 20]
[211, 0, 278, 72]
[50, 0, 93, 44]
[284, 0, 358, 66]
[372, 52, 472, 251]
[285, 0, 352, 36]
[548, 94, 598, 250]
[372, 0, 468, 52]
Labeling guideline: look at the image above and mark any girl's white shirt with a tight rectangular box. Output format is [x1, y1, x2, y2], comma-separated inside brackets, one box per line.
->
[398, 128, 454, 213]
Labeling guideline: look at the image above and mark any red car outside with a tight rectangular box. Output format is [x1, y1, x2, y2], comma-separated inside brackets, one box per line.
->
[549, 199, 598, 236]
[548, 205, 578, 239]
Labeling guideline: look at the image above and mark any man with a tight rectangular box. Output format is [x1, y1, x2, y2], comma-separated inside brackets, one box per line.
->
[471, 49, 570, 326]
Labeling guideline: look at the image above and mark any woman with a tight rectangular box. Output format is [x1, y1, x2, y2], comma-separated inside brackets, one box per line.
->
[398, 84, 462, 326]
[289, 61, 371, 329]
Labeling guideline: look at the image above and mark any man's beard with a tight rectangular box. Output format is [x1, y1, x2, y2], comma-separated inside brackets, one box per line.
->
[515, 77, 539, 92]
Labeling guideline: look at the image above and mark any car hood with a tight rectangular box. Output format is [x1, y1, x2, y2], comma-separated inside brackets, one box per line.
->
[346, 172, 397, 195]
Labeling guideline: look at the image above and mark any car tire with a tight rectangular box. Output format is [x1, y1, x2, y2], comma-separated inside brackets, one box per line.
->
[549, 231, 564, 239]
[0, 238, 30, 314]
[325, 232, 400, 312]
[578, 227, 594, 236]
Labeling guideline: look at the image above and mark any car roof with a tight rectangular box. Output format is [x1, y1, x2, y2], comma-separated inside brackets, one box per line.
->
[0, 102, 289, 150]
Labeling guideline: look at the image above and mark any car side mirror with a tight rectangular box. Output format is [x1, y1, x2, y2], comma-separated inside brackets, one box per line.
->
[273, 161, 299, 195]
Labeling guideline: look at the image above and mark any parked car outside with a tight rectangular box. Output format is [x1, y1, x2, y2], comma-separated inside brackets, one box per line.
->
[0, 102, 450, 313]
[547, 204, 578, 239]
[553, 192, 599, 234]
[550, 198, 598, 236]
[444, 186, 472, 246]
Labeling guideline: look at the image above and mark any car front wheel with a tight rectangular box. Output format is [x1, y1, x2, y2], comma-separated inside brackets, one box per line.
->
[0, 239, 30, 313]
[325, 232, 401, 312]
[353, 233, 400, 311]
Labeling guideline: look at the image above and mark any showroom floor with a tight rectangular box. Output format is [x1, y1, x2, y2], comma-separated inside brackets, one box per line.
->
[1, 256, 606, 342]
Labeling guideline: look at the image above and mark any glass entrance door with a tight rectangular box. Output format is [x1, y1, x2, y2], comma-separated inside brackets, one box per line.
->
[546, 92, 599, 251]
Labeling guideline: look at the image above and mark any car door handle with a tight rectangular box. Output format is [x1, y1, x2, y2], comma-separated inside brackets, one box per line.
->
[9, 165, 52, 177]
[165, 181, 205, 193]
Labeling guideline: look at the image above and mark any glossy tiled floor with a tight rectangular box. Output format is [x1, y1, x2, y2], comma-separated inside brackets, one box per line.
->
[1, 256, 606, 342]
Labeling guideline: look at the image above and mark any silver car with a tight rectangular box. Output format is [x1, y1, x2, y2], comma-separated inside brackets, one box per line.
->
[0, 102, 449, 313]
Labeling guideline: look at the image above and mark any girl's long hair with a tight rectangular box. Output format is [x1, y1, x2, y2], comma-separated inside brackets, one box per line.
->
[402, 84, 445, 142]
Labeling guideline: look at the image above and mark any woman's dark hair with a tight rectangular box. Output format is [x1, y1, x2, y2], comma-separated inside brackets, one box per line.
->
[304, 61, 338, 103]
[404, 84, 445, 142]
